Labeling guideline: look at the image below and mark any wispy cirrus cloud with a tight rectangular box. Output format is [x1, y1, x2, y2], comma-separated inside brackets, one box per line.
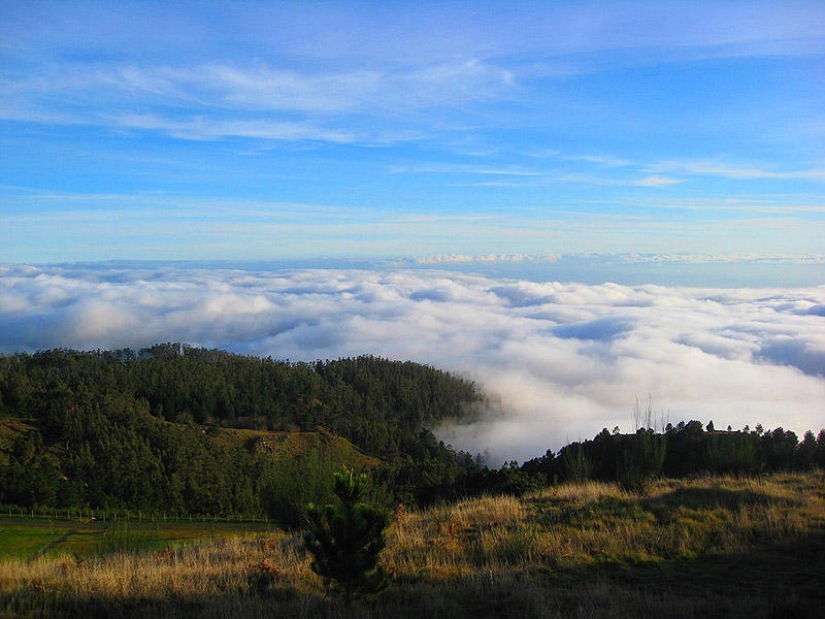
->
[633, 175, 683, 188]
[117, 61, 513, 113]
[3, 1, 821, 143]
[391, 160, 683, 188]
[1, 59, 515, 142]
[391, 154, 824, 190]
[556, 154, 825, 186]
[648, 160, 825, 183]
[112, 113, 363, 144]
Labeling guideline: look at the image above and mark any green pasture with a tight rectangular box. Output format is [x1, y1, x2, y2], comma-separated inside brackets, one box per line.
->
[0, 518, 74, 559]
[0, 516, 277, 560]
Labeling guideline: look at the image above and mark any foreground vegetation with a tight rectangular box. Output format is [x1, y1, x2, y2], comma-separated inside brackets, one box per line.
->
[2, 471, 823, 618]
[2, 345, 823, 616]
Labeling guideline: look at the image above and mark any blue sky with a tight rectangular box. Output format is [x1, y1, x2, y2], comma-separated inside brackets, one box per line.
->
[1, 1, 824, 263]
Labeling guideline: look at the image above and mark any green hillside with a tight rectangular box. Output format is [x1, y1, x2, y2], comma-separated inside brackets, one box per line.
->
[0, 346, 484, 520]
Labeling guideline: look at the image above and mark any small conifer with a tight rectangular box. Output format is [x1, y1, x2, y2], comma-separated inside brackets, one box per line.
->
[303, 468, 388, 602]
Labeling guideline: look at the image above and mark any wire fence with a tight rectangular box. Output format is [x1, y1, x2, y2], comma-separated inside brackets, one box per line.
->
[0, 504, 272, 525]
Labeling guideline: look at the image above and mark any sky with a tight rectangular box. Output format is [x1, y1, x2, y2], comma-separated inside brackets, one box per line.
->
[1, 0, 824, 262]
[1, 3, 823, 459]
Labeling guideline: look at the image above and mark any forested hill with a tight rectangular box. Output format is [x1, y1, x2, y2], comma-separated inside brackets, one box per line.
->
[0, 345, 486, 520]
[1, 344, 480, 450]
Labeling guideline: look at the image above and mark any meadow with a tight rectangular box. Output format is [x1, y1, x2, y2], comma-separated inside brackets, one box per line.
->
[1, 471, 822, 618]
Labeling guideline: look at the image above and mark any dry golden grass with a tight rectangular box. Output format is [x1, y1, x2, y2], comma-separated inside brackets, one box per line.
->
[2, 471, 823, 618]
[0, 530, 323, 618]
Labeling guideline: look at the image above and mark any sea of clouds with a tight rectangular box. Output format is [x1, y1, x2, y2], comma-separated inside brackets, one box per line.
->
[1, 263, 823, 463]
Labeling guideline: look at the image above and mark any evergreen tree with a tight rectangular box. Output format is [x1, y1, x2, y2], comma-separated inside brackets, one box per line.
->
[617, 428, 666, 495]
[816, 430, 825, 468]
[303, 468, 388, 602]
[562, 442, 593, 483]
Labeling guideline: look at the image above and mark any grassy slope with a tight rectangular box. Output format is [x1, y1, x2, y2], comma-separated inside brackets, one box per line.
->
[0, 417, 378, 466]
[206, 426, 380, 470]
[1, 471, 823, 619]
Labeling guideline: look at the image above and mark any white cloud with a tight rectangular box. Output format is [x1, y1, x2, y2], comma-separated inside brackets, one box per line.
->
[634, 175, 682, 188]
[1, 59, 514, 141]
[647, 160, 825, 183]
[108, 61, 513, 114]
[1, 265, 823, 463]
[113, 113, 362, 144]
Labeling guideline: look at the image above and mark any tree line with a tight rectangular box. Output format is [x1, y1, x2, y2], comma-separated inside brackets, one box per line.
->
[522, 420, 825, 493]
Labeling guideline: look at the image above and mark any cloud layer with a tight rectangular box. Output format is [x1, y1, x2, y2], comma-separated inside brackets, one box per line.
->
[1, 264, 823, 462]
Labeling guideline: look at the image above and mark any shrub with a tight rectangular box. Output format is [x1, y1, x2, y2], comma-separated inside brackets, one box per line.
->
[303, 468, 388, 602]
